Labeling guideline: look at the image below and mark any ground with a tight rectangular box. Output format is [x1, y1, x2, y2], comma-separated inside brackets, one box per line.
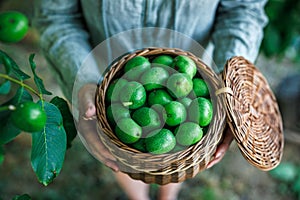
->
[1, 1, 300, 200]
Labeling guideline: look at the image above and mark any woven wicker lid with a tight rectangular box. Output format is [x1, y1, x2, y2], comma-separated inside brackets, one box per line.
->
[220, 56, 284, 171]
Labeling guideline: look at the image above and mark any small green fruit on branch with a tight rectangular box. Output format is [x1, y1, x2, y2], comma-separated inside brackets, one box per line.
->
[11, 101, 47, 133]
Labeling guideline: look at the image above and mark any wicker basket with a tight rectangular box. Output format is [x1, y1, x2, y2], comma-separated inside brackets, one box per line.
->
[95, 47, 284, 185]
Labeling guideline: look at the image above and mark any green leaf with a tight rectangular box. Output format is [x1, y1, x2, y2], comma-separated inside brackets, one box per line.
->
[265, 0, 285, 21]
[7, 87, 33, 106]
[12, 194, 32, 200]
[0, 86, 33, 122]
[201, 187, 217, 200]
[0, 119, 21, 145]
[0, 87, 32, 144]
[0, 146, 4, 165]
[50, 96, 77, 149]
[269, 162, 298, 182]
[28, 54, 52, 95]
[262, 25, 282, 57]
[0, 80, 11, 94]
[293, 175, 300, 194]
[0, 50, 30, 80]
[1, 54, 12, 74]
[31, 101, 66, 186]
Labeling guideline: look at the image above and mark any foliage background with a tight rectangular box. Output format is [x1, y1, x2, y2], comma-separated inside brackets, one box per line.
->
[261, 0, 300, 63]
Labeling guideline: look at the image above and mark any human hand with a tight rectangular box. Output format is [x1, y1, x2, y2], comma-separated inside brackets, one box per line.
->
[77, 84, 119, 172]
[206, 126, 234, 169]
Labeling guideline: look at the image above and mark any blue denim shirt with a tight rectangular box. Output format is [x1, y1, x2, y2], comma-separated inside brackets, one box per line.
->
[33, 0, 268, 102]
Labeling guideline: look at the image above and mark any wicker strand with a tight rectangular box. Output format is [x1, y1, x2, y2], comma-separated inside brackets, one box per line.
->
[215, 87, 233, 96]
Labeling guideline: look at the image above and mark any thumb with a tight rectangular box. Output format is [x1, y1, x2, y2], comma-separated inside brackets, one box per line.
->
[78, 84, 97, 118]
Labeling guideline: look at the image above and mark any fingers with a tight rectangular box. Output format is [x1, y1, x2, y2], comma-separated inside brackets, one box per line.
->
[78, 84, 97, 118]
[105, 160, 120, 172]
[77, 111, 119, 172]
[77, 84, 120, 171]
[215, 128, 234, 158]
[91, 142, 119, 172]
[206, 127, 234, 169]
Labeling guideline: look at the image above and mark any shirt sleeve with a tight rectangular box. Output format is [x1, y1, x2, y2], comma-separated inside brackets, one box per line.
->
[211, 0, 268, 72]
[33, 0, 95, 102]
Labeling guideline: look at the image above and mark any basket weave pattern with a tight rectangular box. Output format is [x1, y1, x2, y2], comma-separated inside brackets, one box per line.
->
[222, 57, 284, 170]
[95, 47, 226, 184]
